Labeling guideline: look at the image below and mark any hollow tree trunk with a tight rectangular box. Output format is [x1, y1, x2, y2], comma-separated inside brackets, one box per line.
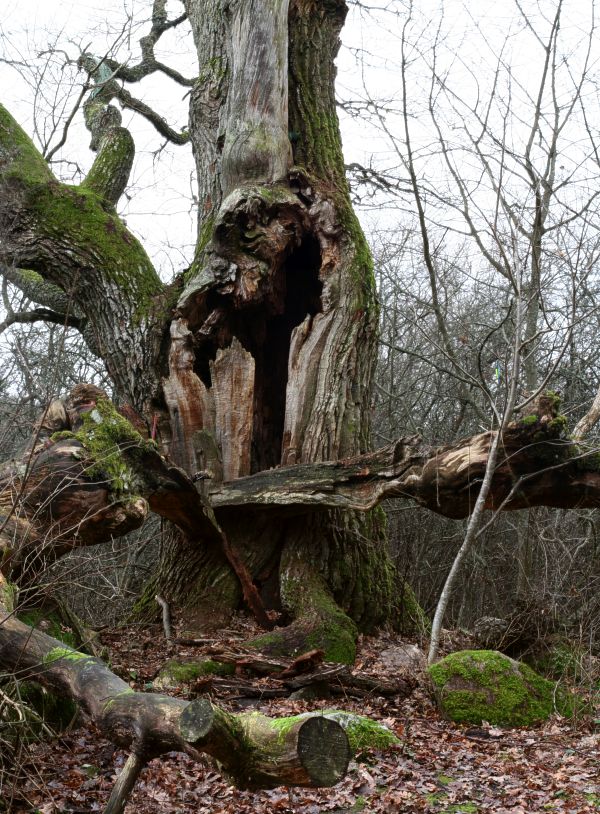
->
[0, 0, 411, 658]
[147, 0, 410, 656]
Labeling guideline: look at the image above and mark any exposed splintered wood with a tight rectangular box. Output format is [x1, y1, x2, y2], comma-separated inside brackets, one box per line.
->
[0, 609, 349, 810]
[282, 312, 336, 465]
[179, 698, 350, 789]
[162, 318, 215, 476]
[211, 338, 255, 480]
[211, 398, 600, 519]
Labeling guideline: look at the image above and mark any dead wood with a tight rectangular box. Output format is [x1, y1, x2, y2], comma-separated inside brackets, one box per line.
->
[0, 605, 349, 811]
[192, 649, 415, 699]
[210, 397, 595, 520]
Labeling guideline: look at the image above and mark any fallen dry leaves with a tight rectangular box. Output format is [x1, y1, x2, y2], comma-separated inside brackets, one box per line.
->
[6, 623, 600, 813]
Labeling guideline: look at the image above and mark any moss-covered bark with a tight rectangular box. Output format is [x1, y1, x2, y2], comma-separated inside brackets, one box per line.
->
[0, 104, 165, 410]
[272, 710, 399, 751]
[153, 658, 235, 689]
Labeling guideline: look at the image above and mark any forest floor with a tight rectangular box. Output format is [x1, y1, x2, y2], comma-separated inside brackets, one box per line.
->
[6, 619, 600, 814]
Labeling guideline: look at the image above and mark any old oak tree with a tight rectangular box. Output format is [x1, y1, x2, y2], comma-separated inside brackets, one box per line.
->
[1, 0, 600, 807]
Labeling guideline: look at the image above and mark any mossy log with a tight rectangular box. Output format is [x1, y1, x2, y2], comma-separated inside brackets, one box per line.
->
[0, 605, 350, 812]
[180, 699, 350, 789]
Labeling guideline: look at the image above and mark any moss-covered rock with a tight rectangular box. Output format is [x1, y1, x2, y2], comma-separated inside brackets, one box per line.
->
[428, 650, 575, 726]
[153, 658, 234, 689]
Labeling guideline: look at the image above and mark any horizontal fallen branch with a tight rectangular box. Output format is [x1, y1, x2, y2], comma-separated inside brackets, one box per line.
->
[210, 396, 600, 519]
[165, 648, 417, 699]
[0, 605, 350, 812]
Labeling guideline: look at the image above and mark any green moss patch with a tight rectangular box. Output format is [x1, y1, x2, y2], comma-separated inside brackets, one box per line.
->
[249, 617, 357, 665]
[0, 107, 161, 317]
[320, 710, 399, 750]
[249, 565, 358, 664]
[43, 646, 93, 665]
[428, 650, 575, 726]
[74, 399, 154, 495]
[0, 104, 52, 183]
[153, 658, 234, 689]
[27, 181, 160, 307]
[270, 710, 398, 752]
[519, 414, 538, 426]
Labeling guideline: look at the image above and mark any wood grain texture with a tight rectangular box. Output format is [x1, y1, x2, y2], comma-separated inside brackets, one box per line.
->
[211, 338, 254, 480]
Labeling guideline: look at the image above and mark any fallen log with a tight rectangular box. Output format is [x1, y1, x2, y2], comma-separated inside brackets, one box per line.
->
[0, 606, 350, 812]
[180, 697, 349, 789]
[284, 665, 416, 698]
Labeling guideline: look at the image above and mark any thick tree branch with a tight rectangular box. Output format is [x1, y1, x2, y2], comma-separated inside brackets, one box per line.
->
[0, 608, 349, 811]
[78, 55, 135, 205]
[0, 305, 84, 334]
[1, 265, 79, 315]
[572, 386, 600, 441]
[0, 104, 165, 408]
[209, 395, 599, 520]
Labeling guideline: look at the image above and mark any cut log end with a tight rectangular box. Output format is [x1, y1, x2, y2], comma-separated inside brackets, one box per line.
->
[297, 715, 351, 787]
[179, 697, 228, 744]
[179, 697, 349, 789]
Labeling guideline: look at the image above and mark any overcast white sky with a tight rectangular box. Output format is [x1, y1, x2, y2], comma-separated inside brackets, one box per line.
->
[1, 0, 597, 276]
